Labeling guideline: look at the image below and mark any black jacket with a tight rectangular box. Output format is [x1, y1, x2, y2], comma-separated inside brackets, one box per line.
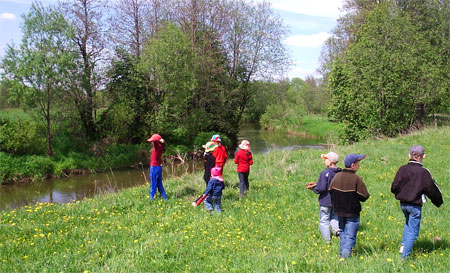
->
[391, 160, 443, 207]
[203, 152, 216, 184]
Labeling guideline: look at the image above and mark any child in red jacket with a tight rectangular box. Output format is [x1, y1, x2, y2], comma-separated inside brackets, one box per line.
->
[211, 134, 227, 175]
[234, 140, 253, 198]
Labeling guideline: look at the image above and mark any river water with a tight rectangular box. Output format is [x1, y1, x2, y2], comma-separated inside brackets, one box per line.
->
[0, 126, 327, 210]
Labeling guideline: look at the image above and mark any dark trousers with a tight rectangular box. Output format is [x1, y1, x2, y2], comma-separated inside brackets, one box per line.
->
[238, 172, 249, 197]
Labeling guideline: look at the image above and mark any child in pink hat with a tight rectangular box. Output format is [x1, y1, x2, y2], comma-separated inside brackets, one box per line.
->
[234, 140, 253, 198]
[203, 166, 225, 212]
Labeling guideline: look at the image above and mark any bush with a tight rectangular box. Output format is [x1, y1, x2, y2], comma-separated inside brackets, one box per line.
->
[22, 156, 54, 181]
[193, 131, 232, 152]
[0, 118, 46, 155]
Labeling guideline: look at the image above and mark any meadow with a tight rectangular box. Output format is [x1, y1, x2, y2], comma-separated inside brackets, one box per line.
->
[1, 127, 449, 272]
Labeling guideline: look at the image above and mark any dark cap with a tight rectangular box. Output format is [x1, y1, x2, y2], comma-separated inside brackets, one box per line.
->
[410, 145, 425, 156]
[344, 153, 366, 168]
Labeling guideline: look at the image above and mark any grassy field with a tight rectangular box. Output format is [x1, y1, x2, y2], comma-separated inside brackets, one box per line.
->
[295, 115, 342, 142]
[1, 127, 449, 272]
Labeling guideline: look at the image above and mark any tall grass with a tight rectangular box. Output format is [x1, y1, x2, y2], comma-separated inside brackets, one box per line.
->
[1, 127, 449, 272]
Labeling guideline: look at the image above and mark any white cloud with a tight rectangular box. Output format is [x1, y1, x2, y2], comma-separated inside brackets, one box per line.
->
[287, 65, 318, 80]
[0, 13, 17, 20]
[270, 0, 345, 19]
[284, 32, 331, 48]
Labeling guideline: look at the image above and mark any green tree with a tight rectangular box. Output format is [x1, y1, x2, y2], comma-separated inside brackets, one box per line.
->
[138, 23, 198, 143]
[1, 2, 77, 156]
[328, 3, 439, 142]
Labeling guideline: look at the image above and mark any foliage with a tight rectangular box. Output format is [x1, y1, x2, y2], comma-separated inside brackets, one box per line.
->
[1, 127, 449, 272]
[0, 117, 46, 155]
[259, 78, 307, 132]
[1, 2, 77, 156]
[327, 2, 450, 143]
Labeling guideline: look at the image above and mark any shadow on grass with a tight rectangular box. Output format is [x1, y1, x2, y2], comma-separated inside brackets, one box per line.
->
[414, 238, 449, 253]
[174, 186, 198, 199]
[354, 238, 449, 257]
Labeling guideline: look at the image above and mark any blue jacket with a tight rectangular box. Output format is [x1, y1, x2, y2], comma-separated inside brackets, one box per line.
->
[204, 178, 224, 197]
[313, 167, 341, 207]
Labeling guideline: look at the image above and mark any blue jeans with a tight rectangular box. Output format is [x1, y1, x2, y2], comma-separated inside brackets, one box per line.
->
[149, 166, 167, 200]
[204, 195, 222, 212]
[400, 204, 422, 259]
[338, 216, 360, 258]
[319, 206, 340, 241]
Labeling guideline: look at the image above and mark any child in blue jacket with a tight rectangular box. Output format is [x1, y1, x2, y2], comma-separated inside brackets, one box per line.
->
[204, 166, 225, 212]
[306, 152, 341, 243]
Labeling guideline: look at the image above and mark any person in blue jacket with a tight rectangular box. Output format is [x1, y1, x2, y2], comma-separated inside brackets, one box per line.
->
[204, 166, 225, 213]
[306, 152, 342, 243]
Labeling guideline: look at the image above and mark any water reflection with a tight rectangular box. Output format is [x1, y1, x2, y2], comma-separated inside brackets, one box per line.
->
[1, 126, 328, 210]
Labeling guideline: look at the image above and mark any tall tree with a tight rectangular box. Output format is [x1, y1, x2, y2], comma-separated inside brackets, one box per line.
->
[138, 23, 198, 142]
[107, 0, 150, 58]
[328, 3, 438, 142]
[60, 0, 106, 140]
[225, 0, 290, 125]
[1, 3, 77, 156]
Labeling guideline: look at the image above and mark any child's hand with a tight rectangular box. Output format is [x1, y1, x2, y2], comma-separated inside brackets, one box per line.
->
[305, 182, 316, 190]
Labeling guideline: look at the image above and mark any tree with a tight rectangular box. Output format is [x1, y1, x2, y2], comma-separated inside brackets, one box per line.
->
[1, 2, 77, 156]
[224, 0, 290, 124]
[60, 0, 106, 140]
[107, 0, 150, 59]
[328, 3, 438, 142]
[138, 23, 198, 143]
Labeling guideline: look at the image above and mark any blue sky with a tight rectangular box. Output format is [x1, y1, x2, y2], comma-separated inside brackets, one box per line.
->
[0, 0, 344, 79]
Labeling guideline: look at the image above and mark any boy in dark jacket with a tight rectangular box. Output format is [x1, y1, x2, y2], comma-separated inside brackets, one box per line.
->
[306, 152, 341, 243]
[204, 166, 225, 213]
[329, 153, 370, 259]
[391, 145, 443, 260]
[202, 141, 217, 186]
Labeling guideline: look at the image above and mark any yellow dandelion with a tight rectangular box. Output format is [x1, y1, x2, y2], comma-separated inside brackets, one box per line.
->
[292, 261, 297, 265]
[360, 256, 364, 260]
[387, 258, 392, 262]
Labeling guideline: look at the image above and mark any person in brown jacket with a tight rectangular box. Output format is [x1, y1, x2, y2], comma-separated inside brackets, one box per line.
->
[329, 153, 370, 259]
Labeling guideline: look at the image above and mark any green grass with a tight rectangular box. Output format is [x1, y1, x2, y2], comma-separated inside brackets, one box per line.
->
[1, 127, 449, 272]
[296, 114, 342, 141]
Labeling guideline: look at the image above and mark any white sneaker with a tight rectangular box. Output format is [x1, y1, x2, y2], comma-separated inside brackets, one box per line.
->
[399, 245, 404, 254]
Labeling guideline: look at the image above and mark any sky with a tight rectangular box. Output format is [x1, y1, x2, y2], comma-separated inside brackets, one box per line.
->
[0, 0, 345, 80]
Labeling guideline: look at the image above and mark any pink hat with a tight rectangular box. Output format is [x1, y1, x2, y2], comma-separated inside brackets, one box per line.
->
[147, 134, 161, 142]
[210, 166, 223, 181]
[238, 140, 250, 150]
[321, 152, 338, 163]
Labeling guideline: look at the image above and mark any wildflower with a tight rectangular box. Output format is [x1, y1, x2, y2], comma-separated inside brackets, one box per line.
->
[387, 258, 392, 262]
[292, 261, 297, 265]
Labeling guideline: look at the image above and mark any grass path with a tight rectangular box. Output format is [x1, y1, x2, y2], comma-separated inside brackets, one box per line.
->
[1, 127, 449, 272]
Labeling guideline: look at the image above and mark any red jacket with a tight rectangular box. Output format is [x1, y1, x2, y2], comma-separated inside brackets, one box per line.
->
[150, 141, 165, 166]
[234, 149, 253, 173]
[213, 145, 228, 167]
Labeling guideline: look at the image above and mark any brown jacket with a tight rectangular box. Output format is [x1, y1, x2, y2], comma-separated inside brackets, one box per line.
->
[329, 169, 370, 217]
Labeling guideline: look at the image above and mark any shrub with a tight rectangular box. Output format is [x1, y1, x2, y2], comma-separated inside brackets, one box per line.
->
[0, 118, 46, 155]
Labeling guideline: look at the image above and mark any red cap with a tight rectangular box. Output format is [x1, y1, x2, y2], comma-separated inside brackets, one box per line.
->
[147, 134, 161, 142]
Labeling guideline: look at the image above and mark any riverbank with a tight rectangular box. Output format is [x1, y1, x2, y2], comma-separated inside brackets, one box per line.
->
[1, 126, 449, 272]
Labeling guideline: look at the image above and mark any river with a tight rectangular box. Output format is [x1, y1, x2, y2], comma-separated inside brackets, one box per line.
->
[0, 126, 327, 210]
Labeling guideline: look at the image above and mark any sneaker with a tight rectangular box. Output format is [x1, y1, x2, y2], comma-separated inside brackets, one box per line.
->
[334, 230, 340, 237]
[399, 245, 404, 254]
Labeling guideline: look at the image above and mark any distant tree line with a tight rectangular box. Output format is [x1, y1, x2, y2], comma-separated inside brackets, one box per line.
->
[1, 0, 291, 156]
[320, 0, 450, 142]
